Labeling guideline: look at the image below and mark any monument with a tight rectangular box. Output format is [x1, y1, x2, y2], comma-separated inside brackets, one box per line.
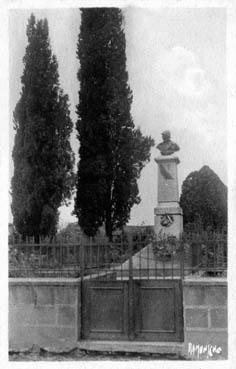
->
[154, 130, 183, 237]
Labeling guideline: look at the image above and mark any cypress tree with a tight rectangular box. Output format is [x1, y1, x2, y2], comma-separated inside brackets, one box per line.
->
[11, 14, 75, 242]
[180, 165, 227, 231]
[74, 8, 154, 240]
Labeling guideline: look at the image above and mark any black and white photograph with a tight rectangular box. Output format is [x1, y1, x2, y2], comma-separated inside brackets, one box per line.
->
[1, 0, 236, 364]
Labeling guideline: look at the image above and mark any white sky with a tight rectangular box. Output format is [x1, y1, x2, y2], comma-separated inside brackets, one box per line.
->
[9, 7, 227, 227]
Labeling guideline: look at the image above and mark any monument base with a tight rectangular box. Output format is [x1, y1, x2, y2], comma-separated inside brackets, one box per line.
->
[154, 205, 183, 238]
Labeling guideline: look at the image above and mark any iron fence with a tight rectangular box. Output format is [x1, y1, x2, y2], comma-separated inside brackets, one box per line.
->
[181, 231, 227, 277]
[9, 231, 227, 278]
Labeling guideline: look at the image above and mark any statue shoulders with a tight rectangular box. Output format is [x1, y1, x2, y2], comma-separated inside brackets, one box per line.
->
[157, 142, 165, 149]
[156, 140, 179, 155]
[170, 141, 180, 150]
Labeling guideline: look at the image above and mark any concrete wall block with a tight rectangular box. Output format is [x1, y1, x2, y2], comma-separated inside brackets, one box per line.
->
[184, 331, 228, 360]
[57, 306, 76, 326]
[184, 286, 205, 305]
[205, 287, 227, 306]
[9, 286, 35, 305]
[9, 281, 79, 350]
[55, 286, 77, 305]
[9, 325, 76, 349]
[9, 305, 56, 326]
[10, 284, 78, 306]
[37, 326, 76, 340]
[35, 286, 55, 305]
[9, 325, 33, 348]
[185, 308, 208, 328]
[210, 308, 227, 328]
[184, 285, 227, 306]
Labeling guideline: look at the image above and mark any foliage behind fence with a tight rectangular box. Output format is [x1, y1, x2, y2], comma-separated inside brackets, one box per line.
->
[9, 230, 227, 278]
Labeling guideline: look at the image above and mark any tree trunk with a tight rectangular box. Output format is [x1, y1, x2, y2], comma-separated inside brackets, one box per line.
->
[105, 211, 113, 242]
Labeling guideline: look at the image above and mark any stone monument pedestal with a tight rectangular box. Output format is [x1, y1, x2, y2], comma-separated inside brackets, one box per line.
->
[154, 155, 183, 237]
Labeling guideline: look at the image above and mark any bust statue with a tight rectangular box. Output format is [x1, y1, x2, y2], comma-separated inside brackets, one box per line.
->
[156, 130, 180, 156]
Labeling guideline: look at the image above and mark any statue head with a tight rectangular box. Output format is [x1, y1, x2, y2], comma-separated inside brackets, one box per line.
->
[156, 130, 180, 155]
[161, 130, 171, 142]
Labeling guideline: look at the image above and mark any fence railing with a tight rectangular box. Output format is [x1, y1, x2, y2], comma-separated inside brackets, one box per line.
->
[181, 231, 227, 276]
[9, 231, 227, 278]
[9, 235, 130, 278]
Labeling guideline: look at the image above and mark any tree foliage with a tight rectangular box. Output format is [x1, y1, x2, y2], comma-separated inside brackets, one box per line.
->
[11, 14, 75, 241]
[74, 8, 154, 239]
[180, 165, 227, 231]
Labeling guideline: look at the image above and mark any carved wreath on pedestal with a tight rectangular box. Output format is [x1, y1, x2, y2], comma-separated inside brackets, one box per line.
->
[152, 231, 179, 260]
[160, 214, 174, 227]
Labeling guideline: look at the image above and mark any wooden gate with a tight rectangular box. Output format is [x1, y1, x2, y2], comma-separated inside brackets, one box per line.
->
[80, 233, 184, 342]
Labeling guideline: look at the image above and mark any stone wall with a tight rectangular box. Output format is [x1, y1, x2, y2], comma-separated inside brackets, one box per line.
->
[9, 277, 227, 359]
[9, 279, 80, 350]
[183, 279, 227, 360]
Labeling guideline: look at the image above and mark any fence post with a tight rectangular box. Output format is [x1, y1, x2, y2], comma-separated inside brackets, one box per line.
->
[180, 235, 185, 280]
[80, 234, 85, 282]
[128, 232, 135, 339]
[79, 234, 85, 340]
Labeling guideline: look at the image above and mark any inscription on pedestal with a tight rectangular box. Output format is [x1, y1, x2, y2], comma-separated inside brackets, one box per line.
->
[158, 161, 178, 203]
[155, 156, 180, 204]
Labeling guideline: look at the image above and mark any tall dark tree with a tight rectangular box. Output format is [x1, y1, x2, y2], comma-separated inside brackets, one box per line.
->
[11, 14, 75, 242]
[180, 165, 227, 231]
[74, 8, 154, 239]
